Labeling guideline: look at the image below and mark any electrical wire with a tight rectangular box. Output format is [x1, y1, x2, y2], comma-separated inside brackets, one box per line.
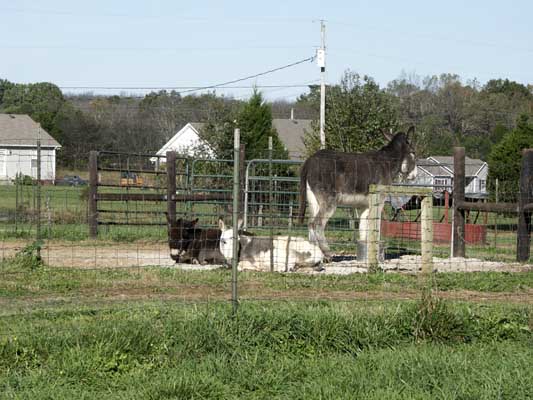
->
[59, 84, 315, 90]
[176, 56, 315, 95]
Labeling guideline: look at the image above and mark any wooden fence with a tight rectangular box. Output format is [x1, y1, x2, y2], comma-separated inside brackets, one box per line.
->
[453, 147, 533, 262]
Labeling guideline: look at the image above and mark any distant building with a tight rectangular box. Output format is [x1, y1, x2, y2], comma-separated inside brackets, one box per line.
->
[154, 122, 215, 162]
[0, 114, 61, 183]
[155, 117, 313, 161]
[272, 118, 312, 160]
[415, 155, 488, 198]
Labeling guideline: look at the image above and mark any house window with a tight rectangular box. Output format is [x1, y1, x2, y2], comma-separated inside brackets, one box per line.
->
[31, 159, 37, 168]
[480, 180, 486, 192]
[434, 178, 447, 187]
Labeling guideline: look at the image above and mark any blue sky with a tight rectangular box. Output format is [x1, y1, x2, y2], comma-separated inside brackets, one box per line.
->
[1, 0, 532, 101]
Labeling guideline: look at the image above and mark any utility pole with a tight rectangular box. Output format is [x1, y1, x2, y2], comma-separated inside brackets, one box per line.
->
[318, 20, 326, 149]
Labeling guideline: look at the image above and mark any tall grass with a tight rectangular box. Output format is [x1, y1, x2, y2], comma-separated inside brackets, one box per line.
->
[0, 300, 531, 399]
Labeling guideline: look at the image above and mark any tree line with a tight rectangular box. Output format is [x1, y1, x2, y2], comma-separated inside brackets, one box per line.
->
[1, 72, 532, 187]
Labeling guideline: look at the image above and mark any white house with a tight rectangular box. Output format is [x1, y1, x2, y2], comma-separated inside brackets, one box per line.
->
[155, 117, 312, 162]
[0, 114, 61, 183]
[153, 122, 215, 163]
[415, 155, 488, 198]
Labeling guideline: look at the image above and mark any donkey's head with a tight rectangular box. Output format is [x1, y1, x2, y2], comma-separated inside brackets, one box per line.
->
[383, 126, 417, 182]
[169, 217, 199, 254]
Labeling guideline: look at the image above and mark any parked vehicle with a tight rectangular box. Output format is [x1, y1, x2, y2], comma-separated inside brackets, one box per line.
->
[55, 175, 87, 186]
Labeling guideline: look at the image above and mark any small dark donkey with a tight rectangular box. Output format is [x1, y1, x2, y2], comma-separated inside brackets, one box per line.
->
[168, 217, 226, 264]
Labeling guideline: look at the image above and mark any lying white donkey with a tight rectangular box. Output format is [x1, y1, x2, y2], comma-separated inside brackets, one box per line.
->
[218, 219, 324, 272]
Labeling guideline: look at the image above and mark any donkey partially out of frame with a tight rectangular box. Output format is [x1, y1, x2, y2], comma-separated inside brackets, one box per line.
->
[298, 127, 417, 259]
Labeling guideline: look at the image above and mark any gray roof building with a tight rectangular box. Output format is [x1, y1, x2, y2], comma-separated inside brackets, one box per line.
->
[428, 156, 486, 177]
[415, 155, 488, 198]
[272, 118, 312, 160]
[0, 114, 61, 148]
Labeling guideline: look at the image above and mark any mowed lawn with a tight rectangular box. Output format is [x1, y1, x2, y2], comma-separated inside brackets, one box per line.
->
[1, 257, 532, 399]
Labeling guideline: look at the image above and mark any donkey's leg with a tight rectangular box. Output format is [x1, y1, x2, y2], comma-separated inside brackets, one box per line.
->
[358, 199, 386, 243]
[315, 202, 336, 260]
[306, 184, 320, 244]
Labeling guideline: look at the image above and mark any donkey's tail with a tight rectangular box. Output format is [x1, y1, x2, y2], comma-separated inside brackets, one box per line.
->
[298, 160, 309, 224]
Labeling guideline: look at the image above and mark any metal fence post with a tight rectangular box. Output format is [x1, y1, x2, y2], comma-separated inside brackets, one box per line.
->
[166, 151, 177, 243]
[88, 151, 98, 239]
[232, 128, 240, 314]
[15, 177, 19, 233]
[36, 138, 41, 260]
[239, 144, 246, 220]
[268, 136, 274, 272]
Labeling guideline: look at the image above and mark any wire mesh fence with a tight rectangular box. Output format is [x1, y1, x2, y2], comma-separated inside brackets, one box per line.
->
[0, 141, 532, 317]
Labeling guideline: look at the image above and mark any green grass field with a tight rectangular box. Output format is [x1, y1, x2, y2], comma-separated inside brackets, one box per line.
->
[1, 299, 532, 399]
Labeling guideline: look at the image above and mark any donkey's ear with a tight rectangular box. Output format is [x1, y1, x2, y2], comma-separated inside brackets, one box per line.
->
[191, 218, 199, 226]
[406, 126, 415, 140]
[382, 128, 394, 142]
[218, 218, 226, 231]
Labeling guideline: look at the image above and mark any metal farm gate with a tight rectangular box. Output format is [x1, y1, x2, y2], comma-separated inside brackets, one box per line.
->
[88, 151, 236, 242]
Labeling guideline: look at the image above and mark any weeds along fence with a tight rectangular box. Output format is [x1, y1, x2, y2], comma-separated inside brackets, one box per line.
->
[0, 136, 532, 315]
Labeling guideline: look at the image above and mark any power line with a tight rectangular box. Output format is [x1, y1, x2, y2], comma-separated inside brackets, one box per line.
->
[0, 7, 314, 23]
[1, 44, 312, 52]
[57, 57, 315, 95]
[328, 19, 533, 55]
[60, 83, 315, 90]
[176, 56, 315, 95]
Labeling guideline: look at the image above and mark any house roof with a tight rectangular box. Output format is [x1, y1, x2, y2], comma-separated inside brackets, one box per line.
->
[429, 156, 486, 177]
[0, 114, 61, 148]
[155, 122, 213, 157]
[417, 156, 487, 177]
[272, 119, 311, 159]
[416, 158, 452, 178]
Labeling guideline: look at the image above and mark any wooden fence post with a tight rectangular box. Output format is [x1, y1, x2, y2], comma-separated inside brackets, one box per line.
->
[367, 190, 381, 269]
[453, 147, 465, 257]
[88, 151, 98, 239]
[517, 149, 533, 262]
[421, 195, 433, 274]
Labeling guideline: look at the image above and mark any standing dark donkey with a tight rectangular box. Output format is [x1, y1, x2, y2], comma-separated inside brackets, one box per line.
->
[168, 217, 226, 264]
[299, 127, 417, 259]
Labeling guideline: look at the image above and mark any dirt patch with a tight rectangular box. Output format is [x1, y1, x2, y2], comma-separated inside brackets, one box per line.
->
[0, 240, 175, 268]
[2, 240, 532, 273]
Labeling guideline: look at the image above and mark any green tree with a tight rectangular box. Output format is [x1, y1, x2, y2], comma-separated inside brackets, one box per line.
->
[1, 82, 65, 139]
[487, 115, 533, 201]
[302, 70, 399, 155]
[238, 90, 288, 160]
[483, 79, 532, 100]
[0, 78, 14, 107]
